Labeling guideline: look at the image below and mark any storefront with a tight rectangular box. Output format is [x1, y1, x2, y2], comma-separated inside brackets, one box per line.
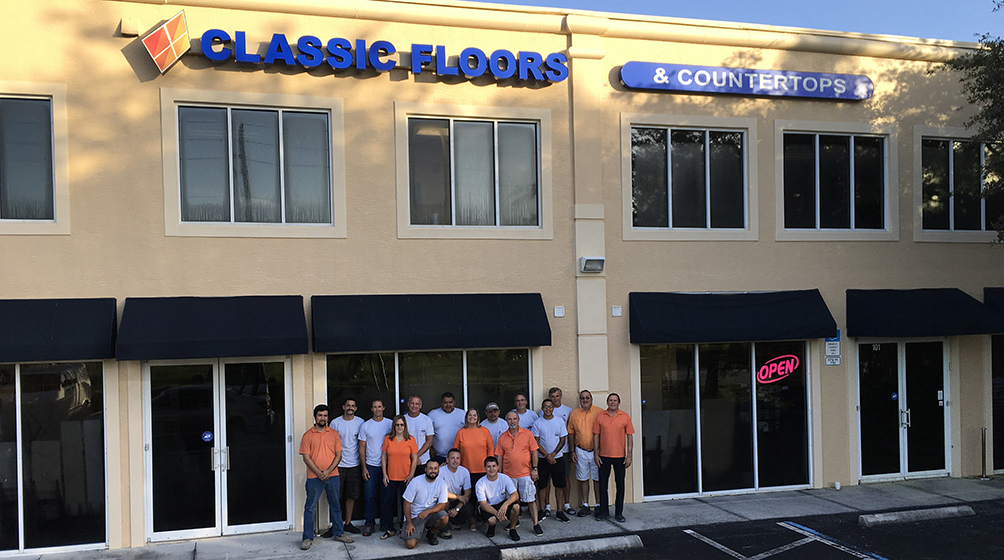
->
[2, 0, 1004, 551]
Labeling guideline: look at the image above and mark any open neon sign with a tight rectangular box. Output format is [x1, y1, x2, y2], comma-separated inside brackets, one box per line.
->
[757, 355, 799, 384]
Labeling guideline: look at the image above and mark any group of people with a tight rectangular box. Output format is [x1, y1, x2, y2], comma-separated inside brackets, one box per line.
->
[297, 387, 635, 551]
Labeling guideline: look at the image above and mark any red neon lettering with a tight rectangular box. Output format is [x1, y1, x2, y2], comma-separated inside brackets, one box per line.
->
[757, 355, 799, 384]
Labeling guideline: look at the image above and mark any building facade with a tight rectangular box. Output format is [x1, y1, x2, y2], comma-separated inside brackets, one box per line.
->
[1, 0, 1003, 553]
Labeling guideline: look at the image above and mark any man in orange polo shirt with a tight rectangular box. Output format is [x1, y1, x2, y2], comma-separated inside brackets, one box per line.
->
[496, 411, 543, 538]
[592, 393, 634, 522]
[299, 404, 354, 550]
[567, 389, 602, 516]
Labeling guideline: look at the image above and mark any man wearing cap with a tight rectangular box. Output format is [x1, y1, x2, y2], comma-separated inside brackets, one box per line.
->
[480, 402, 507, 447]
[593, 393, 635, 522]
[567, 390, 602, 516]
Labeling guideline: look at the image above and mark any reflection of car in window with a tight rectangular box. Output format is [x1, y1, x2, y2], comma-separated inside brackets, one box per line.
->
[151, 374, 274, 437]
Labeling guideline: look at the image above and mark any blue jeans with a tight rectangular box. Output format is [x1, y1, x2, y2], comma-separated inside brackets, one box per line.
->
[363, 465, 384, 529]
[381, 479, 407, 531]
[303, 475, 344, 541]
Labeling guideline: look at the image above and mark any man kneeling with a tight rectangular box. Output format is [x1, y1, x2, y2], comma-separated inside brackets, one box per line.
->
[474, 456, 521, 541]
[402, 460, 450, 548]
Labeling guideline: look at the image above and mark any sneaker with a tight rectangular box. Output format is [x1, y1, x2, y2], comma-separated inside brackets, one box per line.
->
[541, 509, 550, 519]
[438, 527, 453, 539]
[426, 530, 439, 546]
[344, 522, 361, 534]
[565, 506, 576, 516]
[596, 513, 609, 521]
[362, 524, 374, 537]
[333, 533, 354, 543]
[509, 528, 520, 541]
[576, 506, 591, 517]
[300, 539, 312, 550]
[319, 527, 333, 538]
[556, 511, 570, 523]
[533, 524, 543, 537]
[615, 514, 626, 523]
[486, 524, 496, 538]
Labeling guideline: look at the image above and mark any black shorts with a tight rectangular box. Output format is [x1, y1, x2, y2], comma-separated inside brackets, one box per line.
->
[339, 465, 363, 500]
[535, 455, 567, 489]
[478, 501, 518, 523]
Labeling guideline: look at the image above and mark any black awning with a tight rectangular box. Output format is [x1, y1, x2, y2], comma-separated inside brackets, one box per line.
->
[311, 293, 552, 353]
[847, 288, 1004, 337]
[985, 288, 1004, 317]
[116, 295, 308, 360]
[629, 290, 837, 344]
[0, 298, 117, 363]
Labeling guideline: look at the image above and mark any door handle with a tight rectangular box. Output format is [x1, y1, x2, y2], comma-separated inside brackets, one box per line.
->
[222, 446, 231, 471]
[904, 408, 912, 428]
[211, 448, 219, 471]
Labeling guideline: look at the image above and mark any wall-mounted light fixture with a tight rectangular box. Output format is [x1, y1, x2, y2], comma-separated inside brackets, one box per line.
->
[579, 256, 605, 273]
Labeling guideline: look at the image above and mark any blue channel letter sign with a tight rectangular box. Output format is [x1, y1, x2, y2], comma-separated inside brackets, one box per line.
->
[620, 61, 873, 100]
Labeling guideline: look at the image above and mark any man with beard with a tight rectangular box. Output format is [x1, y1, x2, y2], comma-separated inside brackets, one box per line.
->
[401, 459, 450, 548]
[299, 404, 354, 550]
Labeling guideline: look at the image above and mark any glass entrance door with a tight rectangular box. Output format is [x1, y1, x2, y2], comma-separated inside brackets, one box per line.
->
[145, 359, 292, 542]
[858, 341, 948, 479]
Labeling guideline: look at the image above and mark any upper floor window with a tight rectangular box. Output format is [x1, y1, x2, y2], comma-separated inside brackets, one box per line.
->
[408, 117, 540, 228]
[921, 138, 1002, 232]
[0, 97, 54, 221]
[631, 127, 746, 229]
[178, 106, 331, 225]
[782, 133, 886, 230]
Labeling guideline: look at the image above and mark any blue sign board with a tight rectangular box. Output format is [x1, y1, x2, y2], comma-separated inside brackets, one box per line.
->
[620, 61, 873, 100]
[202, 431, 213, 442]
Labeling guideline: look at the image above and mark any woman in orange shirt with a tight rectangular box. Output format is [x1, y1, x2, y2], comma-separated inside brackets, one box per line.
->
[453, 408, 494, 486]
[380, 414, 418, 539]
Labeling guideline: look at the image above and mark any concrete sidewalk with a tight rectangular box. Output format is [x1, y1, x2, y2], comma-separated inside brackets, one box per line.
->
[42, 477, 1004, 560]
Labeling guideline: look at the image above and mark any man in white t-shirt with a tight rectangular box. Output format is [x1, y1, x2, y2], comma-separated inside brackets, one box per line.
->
[330, 398, 365, 534]
[404, 395, 435, 476]
[357, 399, 393, 536]
[401, 459, 450, 548]
[438, 448, 474, 538]
[543, 386, 574, 516]
[512, 393, 538, 429]
[427, 392, 466, 464]
[532, 398, 569, 523]
[480, 402, 507, 446]
[474, 456, 521, 541]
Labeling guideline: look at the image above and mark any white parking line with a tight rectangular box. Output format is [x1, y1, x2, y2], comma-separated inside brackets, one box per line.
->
[683, 521, 890, 560]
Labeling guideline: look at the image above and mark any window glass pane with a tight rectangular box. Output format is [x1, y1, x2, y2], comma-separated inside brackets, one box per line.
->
[282, 112, 331, 224]
[399, 352, 464, 412]
[754, 342, 808, 487]
[708, 131, 744, 228]
[20, 362, 104, 548]
[671, 130, 706, 228]
[327, 353, 397, 415]
[858, 343, 900, 476]
[698, 343, 753, 492]
[854, 136, 885, 229]
[954, 140, 983, 230]
[0, 365, 16, 550]
[631, 128, 669, 228]
[0, 99, 53, 220]
[179, 107, 230, 222]
[993, 335, 1004, 470]
[783, 134, 816, 228]
[640, 345, 698, 496]
[986, 143, 1004, 231]
[498, 123, 538, 226]
[922, 139, 950, 230]
[409, 119, 451, 225]
[232, 109, 281, 223]
[818, 135, 850, 229]
[455, 121, 495, 226]
[466, 349, 529, 414]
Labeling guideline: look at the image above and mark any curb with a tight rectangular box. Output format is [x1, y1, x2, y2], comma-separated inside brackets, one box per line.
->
[858, 505, 976, 528]
[498, 535, 643, 560]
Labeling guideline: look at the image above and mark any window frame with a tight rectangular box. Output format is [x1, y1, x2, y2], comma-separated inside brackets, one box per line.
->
[621, 113, 758, 241]
[914, 125, 997, 243]
[0, 81, 69, 235]
[161, 88, 346, 238]
[775, 120, 898, 242]
[395, 102, 553, 240]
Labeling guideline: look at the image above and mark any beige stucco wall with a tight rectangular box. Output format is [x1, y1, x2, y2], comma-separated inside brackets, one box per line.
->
[0, 0, 999, 548]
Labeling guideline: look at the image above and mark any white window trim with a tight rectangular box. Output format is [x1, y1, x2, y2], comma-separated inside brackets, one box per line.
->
[913, 125, 996, 243]
[621, 113, 758, 241]
[394, 102, 553, 240]
[775, 120, 899, 242]
[0, 81, 69, 235]
[161, 88, 346, 238]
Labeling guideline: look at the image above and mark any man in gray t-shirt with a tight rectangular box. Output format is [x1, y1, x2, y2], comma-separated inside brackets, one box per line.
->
[402, 460, 450, 549]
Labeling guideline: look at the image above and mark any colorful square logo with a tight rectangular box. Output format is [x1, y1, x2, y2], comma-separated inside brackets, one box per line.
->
[141, 11, 190, 74]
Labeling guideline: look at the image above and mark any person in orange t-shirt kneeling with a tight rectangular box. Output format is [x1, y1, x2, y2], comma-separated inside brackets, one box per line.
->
[299, 404, 354, 550]
[592, 393, 635, 523]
